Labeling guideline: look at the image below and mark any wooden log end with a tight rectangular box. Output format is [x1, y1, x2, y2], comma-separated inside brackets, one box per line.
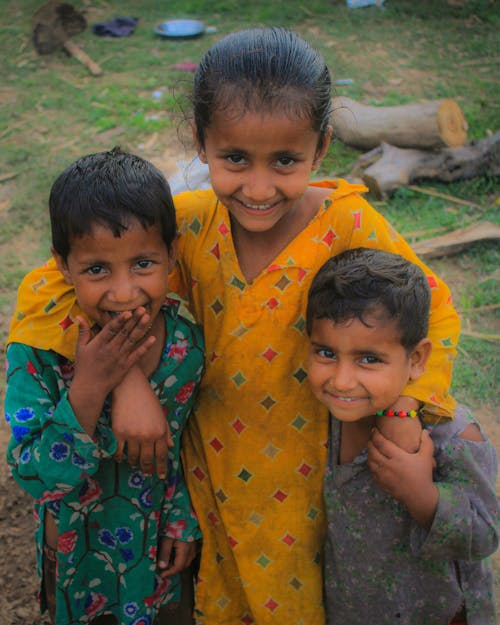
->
[437, 99, 468, 147]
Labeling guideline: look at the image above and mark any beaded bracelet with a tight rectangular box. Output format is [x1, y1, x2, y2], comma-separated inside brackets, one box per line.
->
[376, 409, 422, 419]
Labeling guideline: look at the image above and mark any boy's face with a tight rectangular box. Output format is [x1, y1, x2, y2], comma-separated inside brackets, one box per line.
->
[53, 219, 176, 329]
[307, 313, 430, 422]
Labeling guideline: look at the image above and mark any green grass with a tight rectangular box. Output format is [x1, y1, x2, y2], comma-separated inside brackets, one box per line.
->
[1, 0, 499, 411]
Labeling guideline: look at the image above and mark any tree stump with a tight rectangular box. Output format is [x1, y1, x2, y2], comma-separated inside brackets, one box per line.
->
[331, 96, 468, 150]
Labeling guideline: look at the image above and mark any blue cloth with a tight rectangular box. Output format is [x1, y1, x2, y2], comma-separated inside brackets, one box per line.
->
[93, 17, 138, 37]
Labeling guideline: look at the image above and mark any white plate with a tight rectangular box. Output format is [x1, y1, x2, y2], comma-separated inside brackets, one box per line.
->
[154, 19, 205, 38]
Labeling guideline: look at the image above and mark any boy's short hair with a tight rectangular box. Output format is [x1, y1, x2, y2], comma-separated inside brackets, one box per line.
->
[306, 248, 431, 351]
[50, 147, 176, 260]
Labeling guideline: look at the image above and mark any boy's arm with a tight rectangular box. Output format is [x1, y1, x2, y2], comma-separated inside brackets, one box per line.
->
[5, 343, 109, 500]
[367, 428, 438, 528]
[368, 420, 499, 560]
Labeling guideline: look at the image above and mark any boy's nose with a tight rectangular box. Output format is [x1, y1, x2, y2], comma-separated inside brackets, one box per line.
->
[330, 361, 356, 392]
[108, 278, 136, 305]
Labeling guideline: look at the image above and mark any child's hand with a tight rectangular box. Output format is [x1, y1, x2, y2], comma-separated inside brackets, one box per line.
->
[157, 536, 197, 578]
[367, 428, 438, 528]
[112, 367, 173, 478]
[376, 397, 422, 453]
[69, 310, 156, 436]
[75, 308, 156, 389]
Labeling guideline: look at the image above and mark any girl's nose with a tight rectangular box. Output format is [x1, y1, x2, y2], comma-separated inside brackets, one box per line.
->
[242, 169, 274, 202]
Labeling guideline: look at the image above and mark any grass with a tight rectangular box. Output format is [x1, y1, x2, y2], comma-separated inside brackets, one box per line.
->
[1, 0, 499, 412]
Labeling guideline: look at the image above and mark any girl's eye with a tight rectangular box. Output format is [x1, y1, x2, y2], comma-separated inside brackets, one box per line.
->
[276, 156, 295, 168]
[226, 154, 246, 165]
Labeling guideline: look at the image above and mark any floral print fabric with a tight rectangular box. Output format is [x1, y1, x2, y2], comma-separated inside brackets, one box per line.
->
[5, 303, 204, 625]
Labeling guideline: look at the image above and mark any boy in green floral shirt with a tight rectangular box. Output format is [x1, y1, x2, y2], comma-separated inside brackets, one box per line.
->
[5, 148, 204, 625]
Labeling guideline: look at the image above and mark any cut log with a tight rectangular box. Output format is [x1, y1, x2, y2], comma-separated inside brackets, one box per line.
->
[412, 221, 500, 258]
[355, 133, 500, 197]
[331, 96, 468, 149]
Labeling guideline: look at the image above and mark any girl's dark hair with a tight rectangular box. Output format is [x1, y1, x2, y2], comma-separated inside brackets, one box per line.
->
[306, 248, 431, 352]
[50, 147, 176, 261]
[193, 27, 332, 151]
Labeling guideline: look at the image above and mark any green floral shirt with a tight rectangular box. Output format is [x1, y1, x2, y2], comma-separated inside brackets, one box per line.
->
[5, 302, 204, 625]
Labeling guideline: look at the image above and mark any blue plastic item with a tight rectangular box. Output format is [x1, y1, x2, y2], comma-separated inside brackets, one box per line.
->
[154, 19, 205, 38]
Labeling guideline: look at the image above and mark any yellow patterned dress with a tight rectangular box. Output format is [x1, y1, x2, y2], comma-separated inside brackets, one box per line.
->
[8, 180, 459, 625]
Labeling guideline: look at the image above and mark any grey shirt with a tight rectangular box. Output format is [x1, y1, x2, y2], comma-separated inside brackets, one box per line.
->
[324, 405, 499, 625]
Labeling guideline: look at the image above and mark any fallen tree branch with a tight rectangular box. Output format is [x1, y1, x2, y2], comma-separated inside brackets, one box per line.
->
[412, 221, 500, 258]
[354, 133, 500, 197]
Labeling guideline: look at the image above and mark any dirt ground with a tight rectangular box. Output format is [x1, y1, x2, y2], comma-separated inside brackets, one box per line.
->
[0, 404, 498, 624]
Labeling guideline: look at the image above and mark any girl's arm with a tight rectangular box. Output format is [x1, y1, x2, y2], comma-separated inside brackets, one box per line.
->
[111, 367, 172, 478]
[349, 200, 460, 420]
[5, 343, 113, 500]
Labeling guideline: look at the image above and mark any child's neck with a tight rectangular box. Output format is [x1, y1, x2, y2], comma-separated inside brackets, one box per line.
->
[231, 186, 330, 282]
[339, 417, 377, 464]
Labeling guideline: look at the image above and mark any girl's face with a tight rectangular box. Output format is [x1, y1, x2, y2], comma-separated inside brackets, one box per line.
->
[307, 315, 430, 423]
[53, 219, 177, 330]
[196, 108, 330, 235]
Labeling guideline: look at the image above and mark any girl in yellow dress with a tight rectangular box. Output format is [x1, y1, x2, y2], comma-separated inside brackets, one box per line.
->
[8, 27, 460, 625]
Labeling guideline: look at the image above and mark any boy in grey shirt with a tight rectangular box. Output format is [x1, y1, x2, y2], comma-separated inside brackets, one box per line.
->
[306, 248, 498, 625]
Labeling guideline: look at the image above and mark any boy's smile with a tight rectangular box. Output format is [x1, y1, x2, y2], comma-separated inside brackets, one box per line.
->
[196, 109, 330, 237]
[307, 314, 428, 423]
[54, 219, 176, 331]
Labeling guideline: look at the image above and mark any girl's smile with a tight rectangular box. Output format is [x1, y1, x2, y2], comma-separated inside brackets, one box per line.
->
[197, 108, 331, 237]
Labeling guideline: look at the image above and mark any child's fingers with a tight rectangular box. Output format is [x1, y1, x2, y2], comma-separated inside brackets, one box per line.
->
[158, 536, 174, 574]
[366, 439, 386, 473]
[139, 443, 155, 477]
[126, 441, 140, 468]
[111, 307, 152, 348]
[114, 437, 125, 464]
[155, 438, 169, 480]
[369, 427, 400, 459]
[419, 429, 436, 464]
[75, 315, 92, 347]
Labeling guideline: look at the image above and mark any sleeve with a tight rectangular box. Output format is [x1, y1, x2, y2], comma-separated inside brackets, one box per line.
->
[348, 198, 460, 419]
[160, 457, 201, 543]
[410, 417, 499, 560]
[158, 314, 204, 543]
[5, 343, 116, 502]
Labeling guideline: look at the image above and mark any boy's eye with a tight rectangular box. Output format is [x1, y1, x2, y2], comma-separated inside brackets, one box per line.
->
[317, 347, 335, 359]
[86, 265, 105, 275]
[360, 355, 381, 365]
[226, 154, 246, 165]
